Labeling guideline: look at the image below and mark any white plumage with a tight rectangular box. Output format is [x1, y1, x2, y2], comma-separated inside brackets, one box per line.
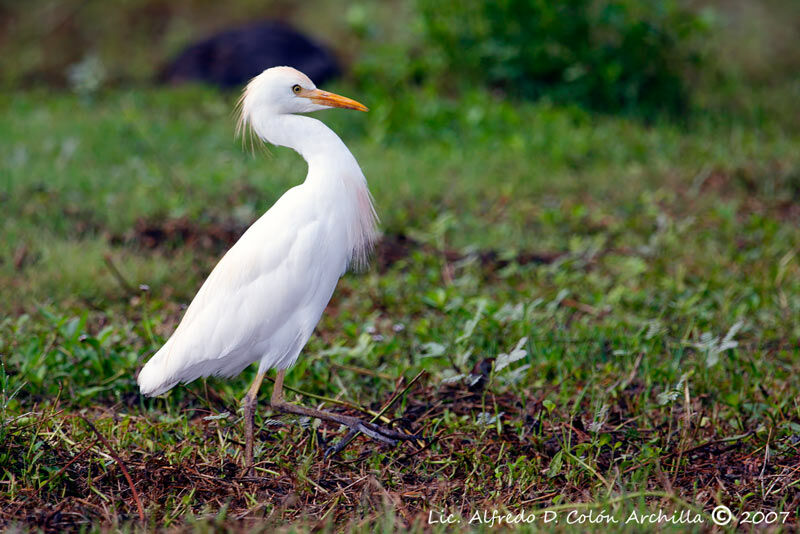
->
[137, 67, 378, 397]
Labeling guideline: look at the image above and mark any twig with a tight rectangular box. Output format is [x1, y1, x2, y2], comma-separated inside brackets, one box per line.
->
[103, 253, 136, 295]
[370, 371, 426, 425]
[328, 362, 393, 381]
[760, 427, 771, 480]
[80, 416, 145, 522]
[6, 408, 65, 432]
[561, 297, 603, 316]
[563, 450, 611, 491]
[606, 352, 643, 393]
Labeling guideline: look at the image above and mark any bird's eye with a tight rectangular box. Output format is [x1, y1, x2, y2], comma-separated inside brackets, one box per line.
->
[292, 84, 302, 94]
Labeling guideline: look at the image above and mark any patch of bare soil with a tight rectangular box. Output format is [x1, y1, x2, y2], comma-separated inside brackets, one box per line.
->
[112, 217, 564, 273]
[3, 376, 798, 532]
[687, 165, 800, 221]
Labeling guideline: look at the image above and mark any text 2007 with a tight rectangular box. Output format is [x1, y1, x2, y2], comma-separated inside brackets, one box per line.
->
[740, 511, 790, 524]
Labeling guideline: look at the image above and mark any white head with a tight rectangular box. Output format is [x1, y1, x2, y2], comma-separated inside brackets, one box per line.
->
[237, 67, 367, 143]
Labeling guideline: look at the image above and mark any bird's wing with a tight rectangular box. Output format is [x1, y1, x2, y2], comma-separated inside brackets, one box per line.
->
[138, 184, 347, 395]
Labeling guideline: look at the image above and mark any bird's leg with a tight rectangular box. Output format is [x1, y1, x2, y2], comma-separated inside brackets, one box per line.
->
[270, 370, 421, 457]
[242, 371, 266, 476]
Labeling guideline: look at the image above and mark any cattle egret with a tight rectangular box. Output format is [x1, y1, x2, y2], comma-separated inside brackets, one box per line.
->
[137, 66, 419, 470]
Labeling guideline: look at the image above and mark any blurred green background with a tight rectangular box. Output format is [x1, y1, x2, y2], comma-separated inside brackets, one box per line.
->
[1, 0, 798, 340]
[2, 0, 799, 113]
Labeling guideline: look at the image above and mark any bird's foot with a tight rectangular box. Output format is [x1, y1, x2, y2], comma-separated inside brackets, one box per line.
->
[324, 418, 423, 459]
[269, 398, 424, 458]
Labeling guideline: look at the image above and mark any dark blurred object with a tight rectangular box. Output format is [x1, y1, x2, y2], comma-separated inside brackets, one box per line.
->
[159, 22, 340, 88]
[468, 358, 494, 393]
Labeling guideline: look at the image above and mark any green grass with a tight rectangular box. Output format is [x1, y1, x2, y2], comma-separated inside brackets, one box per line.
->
[1, 80, 799, 532]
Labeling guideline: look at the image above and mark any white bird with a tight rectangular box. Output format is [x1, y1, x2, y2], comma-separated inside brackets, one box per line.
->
[137, 66, 418, 470]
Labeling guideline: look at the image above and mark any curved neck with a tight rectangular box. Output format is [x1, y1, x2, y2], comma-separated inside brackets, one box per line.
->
[252, 113, 356, 176]
[250, 112, 379, 269]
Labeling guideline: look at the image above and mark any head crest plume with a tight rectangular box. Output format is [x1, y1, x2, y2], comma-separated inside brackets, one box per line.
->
[235, 78, 261, 155]
[235, 67, 314, 154]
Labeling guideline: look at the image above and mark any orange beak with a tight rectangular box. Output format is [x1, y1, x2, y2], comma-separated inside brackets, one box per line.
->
[301, 88, 369, 112]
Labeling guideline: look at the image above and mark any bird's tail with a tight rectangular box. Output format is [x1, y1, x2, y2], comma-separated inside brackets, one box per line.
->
[137, 339, 179, 397]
